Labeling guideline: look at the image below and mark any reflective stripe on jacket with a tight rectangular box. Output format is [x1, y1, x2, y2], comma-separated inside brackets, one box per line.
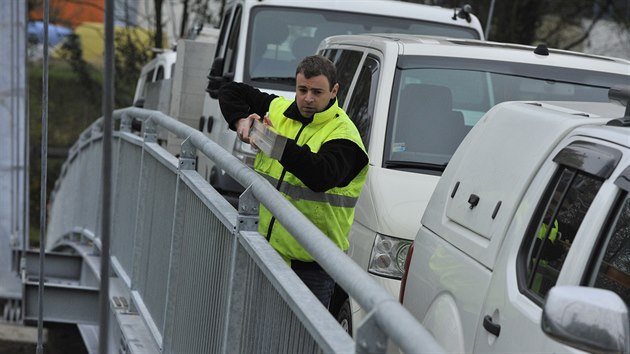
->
[254, 96, 368, 263]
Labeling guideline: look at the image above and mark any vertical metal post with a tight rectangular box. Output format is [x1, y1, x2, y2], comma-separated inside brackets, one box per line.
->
[10, 0, 17, 259]
[222, 187, 259, 354]
[142, 118, 158, 143]
[99, 0, 115, 352]
[235, 187, 259, 233]
[1, 0, 27, 301]
[21, 0, 30, 270]
[178, 137, 197, 171]
[36, 0, 50, 352]
[120, 112, 133, 133]
[485, 0, 496, 40]
[162, 137, 196, 353]
[355, 309, 388, 354]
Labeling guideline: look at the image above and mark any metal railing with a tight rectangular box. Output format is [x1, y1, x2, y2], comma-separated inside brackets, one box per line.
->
[45, 107, 444, 353]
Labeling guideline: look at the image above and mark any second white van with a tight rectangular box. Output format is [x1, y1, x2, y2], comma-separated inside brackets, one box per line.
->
[316, 33, 630, 335]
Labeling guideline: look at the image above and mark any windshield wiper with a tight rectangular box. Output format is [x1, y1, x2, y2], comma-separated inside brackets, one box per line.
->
[385, 160, 448, 171]
[250, 76, 296, 84]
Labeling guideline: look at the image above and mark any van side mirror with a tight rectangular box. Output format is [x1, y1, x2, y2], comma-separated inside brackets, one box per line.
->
[541, 286, 630, 354]
[206, 57, 232, 99]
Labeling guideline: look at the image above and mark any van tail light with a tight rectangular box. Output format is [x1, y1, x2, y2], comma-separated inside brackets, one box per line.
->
[399, 241, 414, 303]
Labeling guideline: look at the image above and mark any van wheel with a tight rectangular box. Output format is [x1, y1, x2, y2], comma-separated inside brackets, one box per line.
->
[335, 299, 352, 334]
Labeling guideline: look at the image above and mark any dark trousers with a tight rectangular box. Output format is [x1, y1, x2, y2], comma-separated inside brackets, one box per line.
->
[291, 261, 335, 308]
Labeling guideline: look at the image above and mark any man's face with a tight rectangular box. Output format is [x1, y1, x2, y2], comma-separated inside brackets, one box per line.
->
[295, 72, 339, 118]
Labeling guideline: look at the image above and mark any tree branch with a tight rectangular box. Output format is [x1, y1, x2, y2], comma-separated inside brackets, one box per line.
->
[563, 0, 610, 50]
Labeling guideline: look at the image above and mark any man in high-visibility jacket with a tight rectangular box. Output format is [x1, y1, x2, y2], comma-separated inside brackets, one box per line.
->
[217, 55, 369, 307]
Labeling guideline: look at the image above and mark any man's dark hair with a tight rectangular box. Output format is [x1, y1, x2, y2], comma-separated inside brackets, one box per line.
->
[296, 55, 337, 90]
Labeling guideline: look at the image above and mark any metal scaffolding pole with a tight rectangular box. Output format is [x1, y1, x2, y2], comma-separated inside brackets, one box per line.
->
[98, 0, 114, 352]
[485, 0, 496, 40]
[36, 0, 50, 351]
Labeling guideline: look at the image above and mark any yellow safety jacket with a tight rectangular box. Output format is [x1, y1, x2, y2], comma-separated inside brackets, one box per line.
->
[254, 97, 368, 263]
[537, 219, 559, 242]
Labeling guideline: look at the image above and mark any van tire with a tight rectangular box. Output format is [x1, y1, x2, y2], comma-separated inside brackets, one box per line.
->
[329, 285, 352, 335]
[335, 298, 352, 334]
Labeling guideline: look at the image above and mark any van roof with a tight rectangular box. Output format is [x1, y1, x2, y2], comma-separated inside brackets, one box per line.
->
[321, 34, 630, 75]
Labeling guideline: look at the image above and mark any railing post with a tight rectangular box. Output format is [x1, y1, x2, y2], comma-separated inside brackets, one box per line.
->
[236, 186, 259, 233]
[222, 186, 259, 354]
[355, 309, 388, 354]
[162, 137, 197, 354]
[142, 117, 158, 143]
[90, 120, 102, 137]
[120, 112, 133, 133]
[130, 116, 158, 310]
[178, 137, 196, 171]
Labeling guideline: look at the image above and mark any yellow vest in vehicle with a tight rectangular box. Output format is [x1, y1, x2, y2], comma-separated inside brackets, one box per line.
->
[254, 97, 368, 263]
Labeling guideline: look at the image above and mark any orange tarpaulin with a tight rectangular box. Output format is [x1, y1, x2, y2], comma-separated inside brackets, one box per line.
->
[29, 0, 104, 28]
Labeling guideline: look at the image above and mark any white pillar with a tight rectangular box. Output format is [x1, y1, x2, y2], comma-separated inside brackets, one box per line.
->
[0, 0, 27, 302]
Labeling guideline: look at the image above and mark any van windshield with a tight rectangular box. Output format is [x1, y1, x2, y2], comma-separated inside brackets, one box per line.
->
[384, 56, 630, 170]
[245, 6, 480, 91]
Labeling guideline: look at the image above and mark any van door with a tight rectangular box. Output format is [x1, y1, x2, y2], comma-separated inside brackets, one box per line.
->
[319, 47, 381, 331]
[473, 139, 625, 353]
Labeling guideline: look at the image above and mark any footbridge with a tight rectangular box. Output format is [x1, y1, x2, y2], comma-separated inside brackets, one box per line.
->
[19, 107, 444, 353]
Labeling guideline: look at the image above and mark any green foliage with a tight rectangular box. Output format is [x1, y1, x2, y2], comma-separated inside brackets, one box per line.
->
[28, 60, 102, 230]
[28, 50, 140, 233]
[28, 20, 155, 238]
[114, 29, 152, 108]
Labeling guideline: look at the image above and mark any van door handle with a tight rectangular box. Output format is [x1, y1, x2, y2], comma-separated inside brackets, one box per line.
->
[483, 315, 501, 337]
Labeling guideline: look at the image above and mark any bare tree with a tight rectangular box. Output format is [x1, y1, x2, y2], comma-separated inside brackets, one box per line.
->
[154, 0, 164, 51]
[411, 0, 629, 51]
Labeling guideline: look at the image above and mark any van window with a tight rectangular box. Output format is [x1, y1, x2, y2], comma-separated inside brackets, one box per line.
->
[590, 192, 630, 305]
[320, 49, 363, 106]
[522, 168, 603, 302]
[156, 66, 165, 81]
[139, 68, 156, 99]
[224, 6, 242, 76]
[382, 57, 630, 171]
[345, 55, 379, 148]
[244, 6, 480, 91]
[588, 167, 630, 306]
[215, 7, 233, 59]
[516, 141, 625, 304]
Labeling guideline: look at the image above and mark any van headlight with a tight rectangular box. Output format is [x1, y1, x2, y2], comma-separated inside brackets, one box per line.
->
[368, 234, 411, 279]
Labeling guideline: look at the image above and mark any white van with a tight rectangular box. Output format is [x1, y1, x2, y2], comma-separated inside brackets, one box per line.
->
[399, 91, 630, 353]
[133, 50, 177, 108]
[315, 34, 630, 335]
[200, 0, 484, 197]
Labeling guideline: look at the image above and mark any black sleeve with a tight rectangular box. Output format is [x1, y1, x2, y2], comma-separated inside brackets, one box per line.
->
[217, 82, 277, 130]
[280, 139, 369, 192]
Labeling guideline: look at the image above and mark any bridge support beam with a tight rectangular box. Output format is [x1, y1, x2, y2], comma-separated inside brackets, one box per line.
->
[21, 250, 100, 325]
[23, 282, 99, 325]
